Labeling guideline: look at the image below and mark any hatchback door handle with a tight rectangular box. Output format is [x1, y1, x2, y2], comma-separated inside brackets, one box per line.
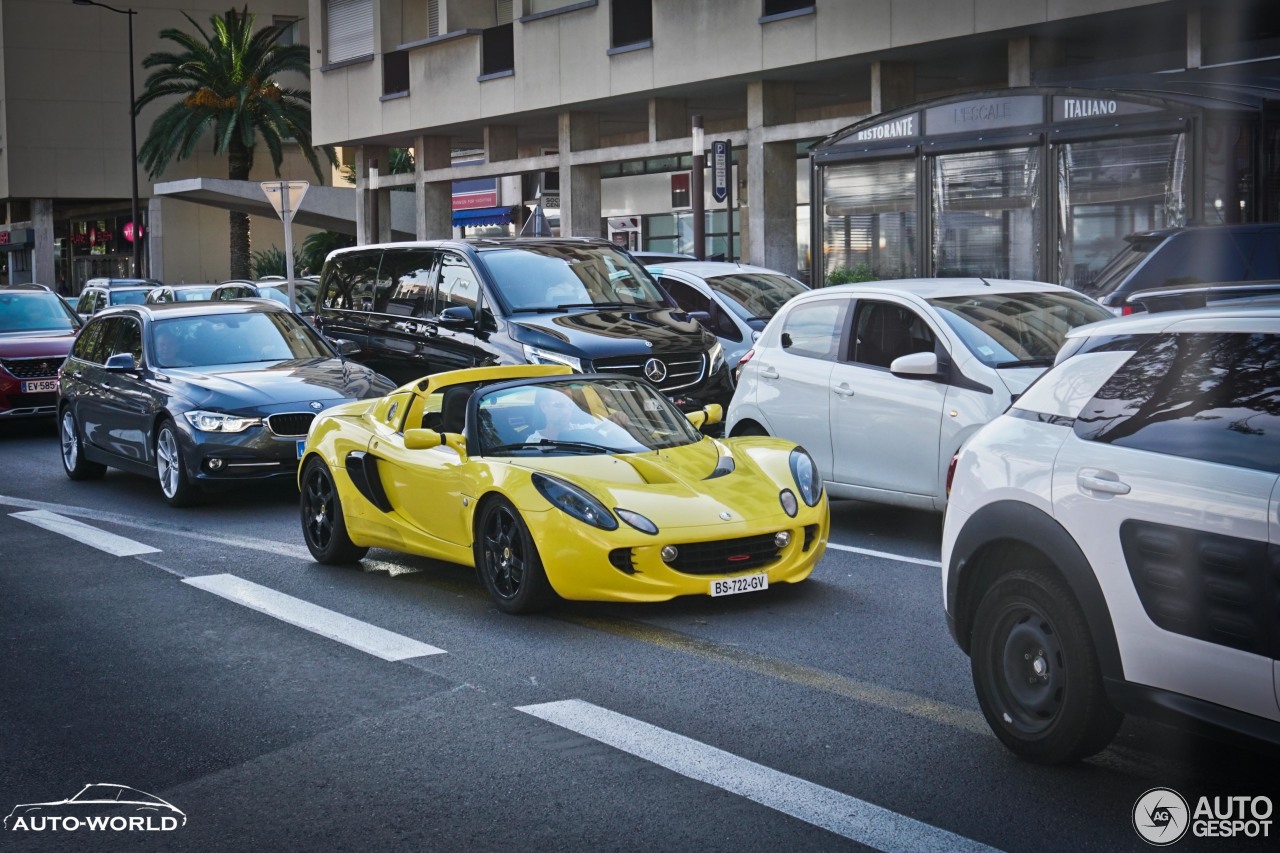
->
[759, 366, 779, 379]
[1078, 470, 1131, 496]
[832, 383, 855, 397]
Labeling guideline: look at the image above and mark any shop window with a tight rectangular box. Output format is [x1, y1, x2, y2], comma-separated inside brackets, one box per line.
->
[822, 159, 918, 283]
[325, 0, 374, 64]
[932, 147, 1040, 280]
[482, 22, 514, 76]
[383, 50, 409, 96]
[761, 0, 814, 21]
[1056, 134, 1185, 289]
[610, 0, 651, 49]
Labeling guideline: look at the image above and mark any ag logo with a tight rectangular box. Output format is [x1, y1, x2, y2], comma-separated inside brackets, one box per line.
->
[1134, 787, 1189, 845]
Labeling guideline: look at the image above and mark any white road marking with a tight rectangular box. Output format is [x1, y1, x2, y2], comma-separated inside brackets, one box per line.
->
[183, 574, 445, 661]
[10, 510, 161, 557]
[516, 699, 999, 853]
[826, 542, 941, 568]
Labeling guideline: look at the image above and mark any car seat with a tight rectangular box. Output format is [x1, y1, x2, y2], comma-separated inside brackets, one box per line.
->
[439, 385, 472, 433]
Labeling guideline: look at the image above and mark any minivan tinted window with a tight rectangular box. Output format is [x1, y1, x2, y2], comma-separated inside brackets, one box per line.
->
[479, 244, 668, 312]
[376, 249, 436, 317]
[323, 251, 381, 311]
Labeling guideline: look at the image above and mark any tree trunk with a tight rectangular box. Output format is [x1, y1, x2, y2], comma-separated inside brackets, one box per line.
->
[228, 138, 254, 279]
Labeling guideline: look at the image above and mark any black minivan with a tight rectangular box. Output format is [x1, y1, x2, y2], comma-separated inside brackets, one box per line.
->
[313, 238, 735, 411]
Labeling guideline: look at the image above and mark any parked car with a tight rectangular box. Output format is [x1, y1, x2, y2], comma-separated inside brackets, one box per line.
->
[145, 283, 218, 304]
[630, 250, 698, 265]
[212, 279, 319, 313]
[82, 277, 163, 291]
[646, 261, 809, 370]
[299, 363, 827, 613]
[74, 283, 154, 321]
[942, 304, 1280, 763]
[0, 285, 82, 420]
[725, 278, 1113, 511]
[1077, 223, 1280, 315]
[58, 301, 395, 507]
[314, 238, 734, 413]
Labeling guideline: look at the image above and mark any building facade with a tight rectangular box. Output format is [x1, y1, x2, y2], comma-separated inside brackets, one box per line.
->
[308, 0, 1280, 284]
[0, 0, 330, 292]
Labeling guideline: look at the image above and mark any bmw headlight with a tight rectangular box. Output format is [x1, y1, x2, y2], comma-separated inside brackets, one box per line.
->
[523, 345, 582, 371]
[532, 473, 618, 530]
[788, 448, 822, 507]
[184, 410, 262, 433]
[708, 341, 725, 373]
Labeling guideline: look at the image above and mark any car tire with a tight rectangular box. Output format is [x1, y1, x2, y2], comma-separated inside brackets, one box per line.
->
[733, 422, 768, 437]
[155, 419, 201, 508]
[299, 456, 368, 564]
[60, 407, 106, 481]
[474, 497, 555, 615]
[969, 565, 1122, 764]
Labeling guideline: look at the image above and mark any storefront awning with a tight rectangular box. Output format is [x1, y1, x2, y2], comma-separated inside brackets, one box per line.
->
[453, 206, 513, 227]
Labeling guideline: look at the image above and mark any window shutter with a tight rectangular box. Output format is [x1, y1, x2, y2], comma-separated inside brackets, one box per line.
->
[428, 0, 441, 37]
[326, 0, 374, 64]
[495, 0, 513, 24]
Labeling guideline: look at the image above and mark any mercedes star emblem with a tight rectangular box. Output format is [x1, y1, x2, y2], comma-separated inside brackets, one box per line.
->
[643, 357, 668, 383]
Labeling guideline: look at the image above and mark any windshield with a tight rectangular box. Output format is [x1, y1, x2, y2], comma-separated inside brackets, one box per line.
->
[151, 311, 331, 368]
[481, 245, 670, 312]
[476, 377, 704, 455]
[1079, 236, 1161, 297]
[706, 273, 806, 323]
[929, 291, 1113, 367]
[0, 292, 80, 333]
[260, 282, 319, 312]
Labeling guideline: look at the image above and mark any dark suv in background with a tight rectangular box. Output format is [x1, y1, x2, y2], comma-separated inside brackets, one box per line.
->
[314, 238, 734, 412]
[1079, 223, 1280, 314]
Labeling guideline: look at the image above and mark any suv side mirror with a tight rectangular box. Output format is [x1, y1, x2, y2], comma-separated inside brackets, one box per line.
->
[104, 353, 137, 372]
[331, 338, 361, 357]
[889, 351, 939, 378]
[438, 305, 474, 327]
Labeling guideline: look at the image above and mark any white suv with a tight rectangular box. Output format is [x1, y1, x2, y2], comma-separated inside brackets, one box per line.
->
[942, 306, 1280, 763]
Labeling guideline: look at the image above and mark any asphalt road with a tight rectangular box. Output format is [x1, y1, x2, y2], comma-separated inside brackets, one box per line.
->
[1, 418, 1275, 852]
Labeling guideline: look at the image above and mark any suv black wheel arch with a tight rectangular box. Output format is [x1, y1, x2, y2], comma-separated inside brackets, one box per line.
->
[947, 499, 1123, 683]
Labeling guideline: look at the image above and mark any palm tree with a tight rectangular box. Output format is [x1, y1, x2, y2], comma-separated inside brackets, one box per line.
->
[134, 7, 335, 278]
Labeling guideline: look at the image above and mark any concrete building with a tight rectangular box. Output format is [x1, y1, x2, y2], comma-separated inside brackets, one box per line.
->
[0, 0, 329, 291]
[308, 0, 1280, 284]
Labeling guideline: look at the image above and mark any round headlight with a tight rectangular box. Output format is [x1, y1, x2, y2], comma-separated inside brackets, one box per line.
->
[660, 544, 679, 563]
[774, 531, 791, 548]
[779, 489, 798, 517]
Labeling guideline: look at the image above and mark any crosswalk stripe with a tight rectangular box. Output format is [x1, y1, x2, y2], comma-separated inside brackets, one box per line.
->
[10, 510, 161, 557]
[826, 542, 942, 568]
[183, 574, 445, 661]
[516, 699, 1000, 853]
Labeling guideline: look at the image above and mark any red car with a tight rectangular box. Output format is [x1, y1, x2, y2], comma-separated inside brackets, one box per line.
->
[0, 285, 81, 420]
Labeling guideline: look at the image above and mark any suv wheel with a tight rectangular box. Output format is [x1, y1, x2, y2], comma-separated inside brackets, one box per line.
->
[970, 565, 1122, 764]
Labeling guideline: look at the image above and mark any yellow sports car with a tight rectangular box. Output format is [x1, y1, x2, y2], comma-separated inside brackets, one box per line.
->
[298, 364, 828, 613]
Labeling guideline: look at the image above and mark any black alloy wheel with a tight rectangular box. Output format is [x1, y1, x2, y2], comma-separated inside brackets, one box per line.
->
[970, 565, 1122, 764]
[300, 456, 368, 564]
[474, 497, 553, 614]
[60, 407, 106, 480]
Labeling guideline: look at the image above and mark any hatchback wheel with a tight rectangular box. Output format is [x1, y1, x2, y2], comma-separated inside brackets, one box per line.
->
[970, 565, 1122, 764]
[60, 408, 106, 480]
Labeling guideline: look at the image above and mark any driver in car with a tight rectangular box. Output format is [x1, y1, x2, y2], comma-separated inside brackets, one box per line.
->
[526, 387, 637, 447]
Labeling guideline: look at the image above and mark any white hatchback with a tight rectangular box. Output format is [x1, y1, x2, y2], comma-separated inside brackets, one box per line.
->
[725, 279, 1111, 511]
[942, 305, 1280, 763]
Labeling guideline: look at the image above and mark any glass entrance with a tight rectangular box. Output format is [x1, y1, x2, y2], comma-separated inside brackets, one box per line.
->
[932, 148, 1040, 280]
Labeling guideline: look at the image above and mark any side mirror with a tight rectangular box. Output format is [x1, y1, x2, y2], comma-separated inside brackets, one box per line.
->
[331, 338, 361, 357]
[104, 353, 137, 372]
[438, 305, 474, 327]
[687, 310, 711, 324]
[686, 403, 723, 430]
[404, 428, 467, 457]
[889, 351, 939, 378]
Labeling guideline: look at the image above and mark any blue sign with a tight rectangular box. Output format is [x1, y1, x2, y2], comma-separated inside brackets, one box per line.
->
[711, 141, 729, 203]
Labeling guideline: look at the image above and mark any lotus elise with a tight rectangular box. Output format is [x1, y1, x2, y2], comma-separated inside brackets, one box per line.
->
[298, 364, 828, 613]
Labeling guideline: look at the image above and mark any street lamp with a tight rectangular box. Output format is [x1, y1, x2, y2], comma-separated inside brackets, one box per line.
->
[73, 0, 142, 278]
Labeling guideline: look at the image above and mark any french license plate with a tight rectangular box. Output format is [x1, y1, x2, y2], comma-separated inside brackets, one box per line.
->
[21, 379, 58, 393]
[296, 440, 306, 458]
[710, 573, 768, 597]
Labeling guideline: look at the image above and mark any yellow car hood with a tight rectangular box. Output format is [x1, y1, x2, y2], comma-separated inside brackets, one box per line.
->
[511, 439, 796, 531]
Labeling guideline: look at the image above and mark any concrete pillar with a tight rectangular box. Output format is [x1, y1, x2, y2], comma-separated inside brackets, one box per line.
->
[484, 125, 519, 163]
[871, 61, 915, 114]
[147, 197, 164, 282]
[31, 199, 54, 287]
[1187, 8, 1201, 69]
[415, 135, 453, 240]
[745, 81, 797, 276]
[558, 111, 602, 238]
[355, 145, 389, 244]
[1008, 36, 1031, 87]
[649, 98, 687, 142]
